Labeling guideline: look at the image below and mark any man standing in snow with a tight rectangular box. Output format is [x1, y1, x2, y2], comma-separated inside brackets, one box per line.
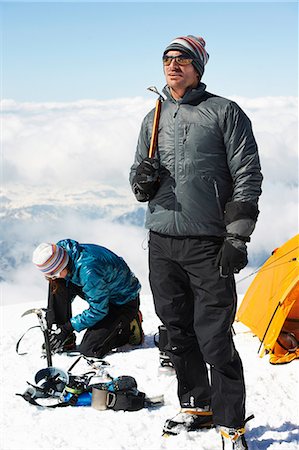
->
[130, 35, 262, 449]
[32, 239, 143, 357]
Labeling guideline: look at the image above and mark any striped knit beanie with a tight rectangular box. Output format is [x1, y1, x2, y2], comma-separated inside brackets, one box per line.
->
[32, 243, 69, 277]
[163, 35, 209, 77]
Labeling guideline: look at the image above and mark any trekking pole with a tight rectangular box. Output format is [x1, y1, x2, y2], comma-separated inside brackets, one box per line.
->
[147, 86, 164, 158]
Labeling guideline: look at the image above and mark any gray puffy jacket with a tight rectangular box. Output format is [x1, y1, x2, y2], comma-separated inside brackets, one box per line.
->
[130, 83, 263, 237]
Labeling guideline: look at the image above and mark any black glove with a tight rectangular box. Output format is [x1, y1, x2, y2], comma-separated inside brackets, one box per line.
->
[49, 321, 73, 353]
[216, 238, 248, 278]
[132, 157, 160, 202]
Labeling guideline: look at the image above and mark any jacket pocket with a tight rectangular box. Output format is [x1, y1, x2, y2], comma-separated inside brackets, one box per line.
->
[187, 172, 224, 223]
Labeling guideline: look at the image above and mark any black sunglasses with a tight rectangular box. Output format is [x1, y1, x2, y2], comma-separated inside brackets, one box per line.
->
[162, 55, 197, 66]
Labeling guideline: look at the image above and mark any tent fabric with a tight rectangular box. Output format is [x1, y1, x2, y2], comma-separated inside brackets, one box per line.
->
[236, 234, 299, 362]
[269, 300, 299, 364]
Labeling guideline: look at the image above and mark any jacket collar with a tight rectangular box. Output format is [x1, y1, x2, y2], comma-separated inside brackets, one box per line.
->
[162, 82, 207, 105]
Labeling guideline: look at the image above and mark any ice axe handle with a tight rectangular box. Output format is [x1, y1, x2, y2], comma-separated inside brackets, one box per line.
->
[148, 97, 162, 159]
[44, 329, 53, 367]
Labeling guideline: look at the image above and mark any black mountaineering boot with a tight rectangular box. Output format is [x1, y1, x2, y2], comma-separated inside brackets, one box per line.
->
[219, 426, 248, 450]
[163, 407, 213, 436]
[218, 415, 254, 449]
[128, 311, 144, 345]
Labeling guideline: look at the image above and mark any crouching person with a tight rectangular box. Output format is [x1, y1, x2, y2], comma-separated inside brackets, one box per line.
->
[32, 239, 143, 357]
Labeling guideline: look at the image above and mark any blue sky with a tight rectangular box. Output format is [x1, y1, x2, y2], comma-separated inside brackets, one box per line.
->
[1, 1, 298, 101]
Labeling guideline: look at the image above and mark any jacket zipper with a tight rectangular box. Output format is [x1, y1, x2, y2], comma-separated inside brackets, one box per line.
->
[213, 180, 224, 220]
[174, 103, 180, 231]
[183, 124, 188, 144]
[173, 103, 180, 118]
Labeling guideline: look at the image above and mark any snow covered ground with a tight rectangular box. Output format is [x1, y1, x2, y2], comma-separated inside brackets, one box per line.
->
[0, 295, 298, 450]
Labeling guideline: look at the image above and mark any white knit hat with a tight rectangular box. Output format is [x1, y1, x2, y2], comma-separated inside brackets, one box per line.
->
[32, 243, 69, 277]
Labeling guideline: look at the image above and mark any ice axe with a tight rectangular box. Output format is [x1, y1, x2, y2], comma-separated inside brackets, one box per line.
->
[20, 308, 53, 366]
[147, 86, 164, 158]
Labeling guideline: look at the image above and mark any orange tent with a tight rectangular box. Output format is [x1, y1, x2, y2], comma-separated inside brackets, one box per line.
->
[236, 234, 299, 364]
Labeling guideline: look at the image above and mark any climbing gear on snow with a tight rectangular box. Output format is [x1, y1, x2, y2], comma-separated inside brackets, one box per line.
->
[92, 382, 146, 412]
[16, 354, 164, 410]
[17, 366, 69, 407]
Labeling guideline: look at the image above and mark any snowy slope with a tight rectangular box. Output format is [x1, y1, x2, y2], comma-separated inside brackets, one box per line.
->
[0, 295, 298, 450]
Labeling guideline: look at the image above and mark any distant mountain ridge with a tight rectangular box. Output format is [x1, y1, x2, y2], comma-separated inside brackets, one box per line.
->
[1, 185, 146, 281]
[1, 184, 145, 222]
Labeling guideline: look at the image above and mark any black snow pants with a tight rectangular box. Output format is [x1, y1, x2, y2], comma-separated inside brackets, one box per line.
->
[149, 231, 246, 428]
[46, 279, 139, 358]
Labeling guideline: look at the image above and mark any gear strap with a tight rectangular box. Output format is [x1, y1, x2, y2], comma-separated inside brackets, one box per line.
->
[220, 414, 254, 442]
[106, 390, 145, 411]
[220, 427, 246, 442]
[182, 410, 212, 416]
[16, 383, 80, 408]
[16, 326, 41, 355]
[225, 233, 251, 243]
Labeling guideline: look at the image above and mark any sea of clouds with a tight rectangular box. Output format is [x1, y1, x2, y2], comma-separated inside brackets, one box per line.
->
[1, 95, 298, 304]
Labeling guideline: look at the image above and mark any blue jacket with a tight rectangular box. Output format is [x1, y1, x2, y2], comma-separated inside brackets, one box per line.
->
[57, 239, 141, 332]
